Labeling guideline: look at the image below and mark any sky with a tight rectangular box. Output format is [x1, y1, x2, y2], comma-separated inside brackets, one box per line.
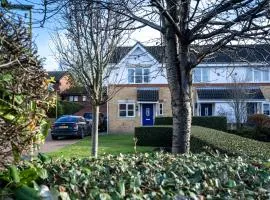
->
[4, 0, 161, 71]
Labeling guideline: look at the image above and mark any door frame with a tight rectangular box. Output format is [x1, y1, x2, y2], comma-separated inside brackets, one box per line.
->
[140, 102, 156, 126]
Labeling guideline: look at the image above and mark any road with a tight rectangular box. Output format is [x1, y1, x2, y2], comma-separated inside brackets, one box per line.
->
[39, 133, 80, 153]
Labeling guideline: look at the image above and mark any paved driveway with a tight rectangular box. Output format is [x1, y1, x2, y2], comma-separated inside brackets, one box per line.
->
[39, 133, 80, 153]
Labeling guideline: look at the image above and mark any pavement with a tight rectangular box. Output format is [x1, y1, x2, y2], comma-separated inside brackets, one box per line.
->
[39, 133, 81, 153]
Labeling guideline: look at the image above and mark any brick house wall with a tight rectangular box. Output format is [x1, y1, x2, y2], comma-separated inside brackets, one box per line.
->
[108, 85, 172, 133]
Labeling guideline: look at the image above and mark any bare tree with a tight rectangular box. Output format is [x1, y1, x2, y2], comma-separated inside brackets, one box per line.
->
[93, 0, 270, 153]
[227, 77, 249, 129]
[41, 0, 270, 154]
[52, 0, 130, 158]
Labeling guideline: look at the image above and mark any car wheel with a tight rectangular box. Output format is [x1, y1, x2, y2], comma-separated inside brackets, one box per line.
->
[52, 135, 58, 140]
[79, 129, 84, 139]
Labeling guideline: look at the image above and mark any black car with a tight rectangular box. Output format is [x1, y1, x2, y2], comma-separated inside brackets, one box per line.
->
[51, 115, 91, 140]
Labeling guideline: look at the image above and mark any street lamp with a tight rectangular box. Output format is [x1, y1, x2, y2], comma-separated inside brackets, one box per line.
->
[1, 0, 33, 48]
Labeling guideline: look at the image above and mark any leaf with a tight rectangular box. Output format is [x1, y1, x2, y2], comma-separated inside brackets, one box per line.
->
[118, 180, 125, 197]
[227, 179, 237, 188]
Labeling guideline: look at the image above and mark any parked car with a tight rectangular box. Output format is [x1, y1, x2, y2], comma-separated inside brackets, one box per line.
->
[83, 112, 107, 131]
[51, 115, 91, 140]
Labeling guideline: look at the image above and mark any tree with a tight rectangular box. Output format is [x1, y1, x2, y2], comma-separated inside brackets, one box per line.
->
[0, 12, 54, 167]
[52, 0, 130, 158]
[94, 0, 270, 153]
[41, 0, 270, 153]
[227, 77, 249, 129]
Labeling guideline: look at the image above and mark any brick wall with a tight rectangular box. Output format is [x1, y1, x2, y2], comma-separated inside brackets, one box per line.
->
[108, 86, 172, 134]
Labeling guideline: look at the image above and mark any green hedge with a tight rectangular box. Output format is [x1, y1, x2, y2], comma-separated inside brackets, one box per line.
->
[155, 116, 227, 131]
[135, 126, 172, 147]
[135, 126, 270, 157]
[47, 101, 83, 117]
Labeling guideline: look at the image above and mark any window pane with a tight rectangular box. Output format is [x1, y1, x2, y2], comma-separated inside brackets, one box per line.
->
[144, 69, 150, 83]
[194, 68, 201, 82]
[263, 104, 270, 115]
[74, 96, 78, 101]
[128, 69, 135, 83]
[202, 68, 210, 82]
[82, 96, 87, 101]
[262, 70, 269, 81]
[69, 96, 73, 102]
[128, 104, 134, 110]
[144, 68, 150, 75]
[135, 68, 143, 76]
[119, 111, 126, 117]
[254, 70, 261, 82]
[128, 111, 134, 116]
[246, 68, 253, 81]
[135, 76, 142, 83]
[119, 104, 126, 110]
[144, 75, 150, 83]
[159, 104, 163, 115]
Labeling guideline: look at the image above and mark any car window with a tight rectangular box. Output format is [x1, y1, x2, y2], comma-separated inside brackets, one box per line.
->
[83, 113, 92, 119]
[56, 116, 78, 122]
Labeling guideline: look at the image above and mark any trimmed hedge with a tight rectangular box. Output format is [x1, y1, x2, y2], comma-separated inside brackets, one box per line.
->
[135, 126, 270, 157]
[135, 126, 172, 147]
[47, 101, 83, 117]
[155, 116, 227, 131]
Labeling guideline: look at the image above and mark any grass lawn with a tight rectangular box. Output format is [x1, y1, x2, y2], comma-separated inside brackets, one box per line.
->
[47, 126, 270, 159]
[47, 134, 153, 158]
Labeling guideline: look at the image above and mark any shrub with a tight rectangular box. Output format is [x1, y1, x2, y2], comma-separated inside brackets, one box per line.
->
[247, 114, 270, 129]
[135, 126, 172, 147]
[47, 101, 83, 117]
[3, 153, 269, 199]
[155, 116, 227, 131]
[135, 126, 270, 157]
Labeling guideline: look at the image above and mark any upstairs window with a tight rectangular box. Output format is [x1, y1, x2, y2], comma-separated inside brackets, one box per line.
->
[246, 68, 270, 82]
[193, 68, 210, 83]
[128, 68, 150, 83]
[69, 95, 79, 102]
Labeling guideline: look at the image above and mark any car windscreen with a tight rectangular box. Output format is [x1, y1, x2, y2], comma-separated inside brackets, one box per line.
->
[83, 113, 92, 119]
[56, 116, 78, 123]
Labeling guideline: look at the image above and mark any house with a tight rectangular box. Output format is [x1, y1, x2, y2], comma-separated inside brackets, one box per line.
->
[107, 42, 270, 133]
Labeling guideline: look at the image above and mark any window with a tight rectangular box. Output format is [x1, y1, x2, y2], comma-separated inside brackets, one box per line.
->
[128, 68, 150, 83]
[119, 103, 135, 117]
[69, 96, 79, 102]
[82, 96, 87, 102]
[246, 68, 270, 82]
[193, 68, 210, 83]
[158, 103, 163, 115]
[263, 104, 270, 115]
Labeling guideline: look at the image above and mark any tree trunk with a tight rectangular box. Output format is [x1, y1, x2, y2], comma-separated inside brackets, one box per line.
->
[164, 18, 192, 154]
[91, 105, 99, 158]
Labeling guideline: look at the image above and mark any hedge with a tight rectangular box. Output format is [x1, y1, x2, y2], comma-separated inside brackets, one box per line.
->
[135, 126, 270, 157]
[47, 101, 83, 118]
[155, 116, 227, 131]
[2, 153, 270, 199]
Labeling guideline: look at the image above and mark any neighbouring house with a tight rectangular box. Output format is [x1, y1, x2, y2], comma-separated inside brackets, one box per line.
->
[107, 42, 270, 133]
[47, 71, 107, 116]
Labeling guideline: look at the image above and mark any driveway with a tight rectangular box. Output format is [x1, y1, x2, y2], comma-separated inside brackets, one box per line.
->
[39, 133, 81, 153]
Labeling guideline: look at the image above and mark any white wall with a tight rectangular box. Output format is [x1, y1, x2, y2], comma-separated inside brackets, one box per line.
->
[109, 44, 168, 85]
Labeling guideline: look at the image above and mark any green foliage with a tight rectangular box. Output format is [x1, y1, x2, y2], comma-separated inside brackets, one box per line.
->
[135, 126, 172, 147]
[192, 116, 227, 131]
[155, 116, 227, 131]
[135, 126, 270, 157]
[40, 153, 270, 199]
[47, 100, 83, 118]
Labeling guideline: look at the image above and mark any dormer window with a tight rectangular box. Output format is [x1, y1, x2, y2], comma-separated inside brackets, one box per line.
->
[128, 68, 150, 83]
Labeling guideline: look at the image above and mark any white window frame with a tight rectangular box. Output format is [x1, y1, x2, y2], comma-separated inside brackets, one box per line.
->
[246, 68, 270, 83]
[82, 96, 87, 102]
[193, 68, 210, 83]
[263, 103, 270, 115]
[127, 68, 150, 84]
[118, 103, 135, 117]
[158, 103, 163, 115]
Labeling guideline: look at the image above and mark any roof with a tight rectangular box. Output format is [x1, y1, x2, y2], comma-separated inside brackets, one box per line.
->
[137, 88, 159, 102]
[47, 71, 68, 82]
[110, 44, 164, 63]
[62, 86, 87, 95]
[110, 43, 270, 64]
[197, 88, 265, 100]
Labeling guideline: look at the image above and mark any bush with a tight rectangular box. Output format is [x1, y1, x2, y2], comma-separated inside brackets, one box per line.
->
[247, 114, 270, 129]
[155, 116, 227, 131]
[2, 153, 270, 199]
[47, 101, 83, 117]
[135, 126, 270, 157]
[135, 126, 172, 147]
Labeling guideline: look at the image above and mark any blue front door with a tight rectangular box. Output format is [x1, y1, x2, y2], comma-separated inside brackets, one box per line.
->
[142, 104, 154, 126]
